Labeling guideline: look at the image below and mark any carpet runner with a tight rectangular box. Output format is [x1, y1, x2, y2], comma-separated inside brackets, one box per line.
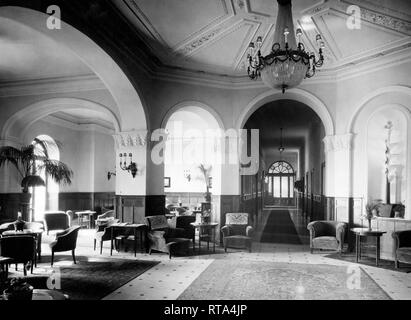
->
[260, 210, 302, 244]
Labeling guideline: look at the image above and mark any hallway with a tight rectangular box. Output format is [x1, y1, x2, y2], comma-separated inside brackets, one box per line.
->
[260, 209, 309, 245]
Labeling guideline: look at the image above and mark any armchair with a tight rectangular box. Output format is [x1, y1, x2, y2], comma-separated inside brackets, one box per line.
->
[169, 215, 196, 250]
[0, 235, 36, 276]
[307, 220, 347, 254]
[392, 230, 411, 269]
[93, 219, 120, 254]
[95, 210, 116, 226]
[221, 213, 253, 253]
[49, 226, 81, 266]
[44, 211, 71, 235]
[145, 215, 190, 258]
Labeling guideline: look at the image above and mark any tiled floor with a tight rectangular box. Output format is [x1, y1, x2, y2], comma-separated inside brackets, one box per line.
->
[7, 228, 411, 300]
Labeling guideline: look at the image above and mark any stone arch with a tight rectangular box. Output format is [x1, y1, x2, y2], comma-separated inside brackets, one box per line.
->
[0, 6, 148, 132]
[161, 100, 225, 130]
[236, 88, 334, 135]
[348, 85, 411, 133]
[2, 98, 121, 143]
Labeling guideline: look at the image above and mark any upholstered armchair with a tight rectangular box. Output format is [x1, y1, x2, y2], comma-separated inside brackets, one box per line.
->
[0, 235, 36, 276]
[145, 215, 190, 258]
[93, 219, 120, 254]
[44, 211, 71, 235]
[95, 210, 116, 226]
[221, 213, 254, 253]
[169, 215, 196, 250]
[392, 230, 411, 269]
[307, 221, 347, 254]
[49, 226, 81, 266]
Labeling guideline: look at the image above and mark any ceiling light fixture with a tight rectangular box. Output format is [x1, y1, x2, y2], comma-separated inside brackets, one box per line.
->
[247, 0, 325, 93]
[278, 127, 285, 153]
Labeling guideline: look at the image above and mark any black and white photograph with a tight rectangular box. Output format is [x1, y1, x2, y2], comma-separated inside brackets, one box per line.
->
[0, 0, 410, 314]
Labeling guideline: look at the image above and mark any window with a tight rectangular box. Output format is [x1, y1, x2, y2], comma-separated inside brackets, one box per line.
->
[30, 135, 60, 221]
[265, 161, 295, 206]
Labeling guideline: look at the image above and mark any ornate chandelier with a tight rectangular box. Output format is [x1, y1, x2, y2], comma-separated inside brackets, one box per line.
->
[247, 0, 325, 93]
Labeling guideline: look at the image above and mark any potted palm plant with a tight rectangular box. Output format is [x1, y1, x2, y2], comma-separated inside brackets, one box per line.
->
[0, 137, 73, 221]
[363, 199, 382, 230]
[198, 164, 212, 203]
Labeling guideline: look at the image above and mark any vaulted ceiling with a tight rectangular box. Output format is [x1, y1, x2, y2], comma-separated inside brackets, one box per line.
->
[114, 0, 411, 76]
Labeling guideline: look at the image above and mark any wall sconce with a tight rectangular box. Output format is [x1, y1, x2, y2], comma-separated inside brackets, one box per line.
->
[119, 153, 138, 178]
[107, 171, 116, 180]
[183, 169, 191, 182]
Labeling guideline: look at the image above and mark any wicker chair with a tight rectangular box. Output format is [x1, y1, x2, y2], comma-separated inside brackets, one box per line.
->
[307, 220, 347, 254]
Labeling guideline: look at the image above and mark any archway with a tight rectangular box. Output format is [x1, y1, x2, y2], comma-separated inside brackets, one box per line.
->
[161, 102, 224, 217]
[349, 86, 411, 220]
[2, 98, 121, 143]
[243, 98, 327, 244]
[0, 6, 148, 132]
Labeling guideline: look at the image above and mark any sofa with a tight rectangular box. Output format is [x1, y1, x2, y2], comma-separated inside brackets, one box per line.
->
[307, 220, 347, 254]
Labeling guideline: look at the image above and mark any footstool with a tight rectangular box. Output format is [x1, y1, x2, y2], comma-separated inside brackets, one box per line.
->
[168, 238, 191, 258]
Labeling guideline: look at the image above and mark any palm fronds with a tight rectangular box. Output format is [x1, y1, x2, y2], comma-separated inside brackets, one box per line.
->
[0, 138, 73, 192]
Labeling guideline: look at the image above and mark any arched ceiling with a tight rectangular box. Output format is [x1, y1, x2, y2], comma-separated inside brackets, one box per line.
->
[244, 99, 324, 150]
[114, 0, 411, 76]
[0, 16, 92, 81]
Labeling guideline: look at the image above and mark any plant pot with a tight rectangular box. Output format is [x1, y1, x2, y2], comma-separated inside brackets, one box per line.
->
[3, 286, 33, 300]
[19, 192, 32, 221]
[201, 216, 210, 224]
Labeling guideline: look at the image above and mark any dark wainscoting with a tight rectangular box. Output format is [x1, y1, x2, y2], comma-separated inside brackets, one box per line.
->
[0, 193, 21, 223]
[115, 195, 166, 224]
[0, 192, 116, 223]
[59, 192, 116, 214]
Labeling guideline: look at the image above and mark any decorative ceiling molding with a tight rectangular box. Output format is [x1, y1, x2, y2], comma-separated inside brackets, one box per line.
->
[113, 130, 148, 149]
[0, 74, 106, 98]
[43, 115, 115, 135]
[335, 0, 411, 35]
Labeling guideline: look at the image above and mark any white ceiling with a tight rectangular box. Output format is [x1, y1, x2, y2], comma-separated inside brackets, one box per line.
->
[0, 16, 92, 82]
[114, 0, 411, 76]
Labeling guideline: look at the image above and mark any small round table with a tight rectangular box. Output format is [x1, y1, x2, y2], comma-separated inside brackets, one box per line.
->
[190, 222, 219, 253]
[75, 211, 95, 229]
[351, 228, 386, 266]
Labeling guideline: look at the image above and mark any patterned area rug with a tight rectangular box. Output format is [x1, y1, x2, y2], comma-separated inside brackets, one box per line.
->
[13, 256, 159, 300]
[178, 260, 390, 300]
[326, 252, 411, 273]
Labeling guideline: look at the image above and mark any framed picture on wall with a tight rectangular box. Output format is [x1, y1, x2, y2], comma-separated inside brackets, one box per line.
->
[164, 177, 171, 188]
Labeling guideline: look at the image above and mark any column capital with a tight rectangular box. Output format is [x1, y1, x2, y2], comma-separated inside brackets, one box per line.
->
[323, 133, 355, 154]
[113, 130, 148, 149]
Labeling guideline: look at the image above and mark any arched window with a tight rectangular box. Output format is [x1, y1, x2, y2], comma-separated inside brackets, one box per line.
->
[266, 161, 295, 206]
[30, 135, 60, 221]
